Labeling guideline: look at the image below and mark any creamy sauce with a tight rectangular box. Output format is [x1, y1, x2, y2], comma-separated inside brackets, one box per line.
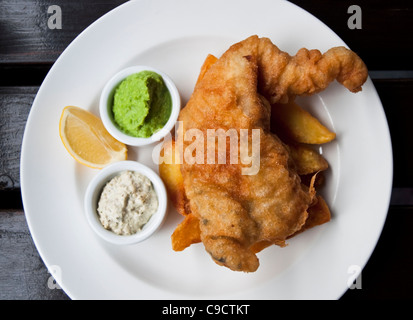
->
[97, 171, 158, 235]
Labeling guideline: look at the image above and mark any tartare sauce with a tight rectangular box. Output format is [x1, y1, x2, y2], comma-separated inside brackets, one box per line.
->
[97, 170, 158, 235]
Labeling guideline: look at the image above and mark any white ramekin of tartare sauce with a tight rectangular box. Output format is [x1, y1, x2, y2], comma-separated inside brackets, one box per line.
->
[84, 160, 167, 245]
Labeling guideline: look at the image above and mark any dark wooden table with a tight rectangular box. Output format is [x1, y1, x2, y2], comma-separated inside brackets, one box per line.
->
[1, 0, 412, 300]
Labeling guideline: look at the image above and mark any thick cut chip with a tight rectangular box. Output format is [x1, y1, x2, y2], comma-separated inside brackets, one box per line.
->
[305, 195, 331, 229]
[288, 143, 329, 175]
[158, 138, 189, 216]
[271, 100, 336, 144]
[171, 213, 201, 251]
[289, 194, 331, 238]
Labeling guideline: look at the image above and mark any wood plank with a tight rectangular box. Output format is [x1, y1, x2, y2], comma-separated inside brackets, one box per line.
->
[0, 0, 127, 63]
[0, 210, 69, 299]
[374, 79, 413, 188]
[0, 0, 412, 69]
[0, 87, 37, 195]
[0, 64, 51, 87]
[290, 0, 413, 70]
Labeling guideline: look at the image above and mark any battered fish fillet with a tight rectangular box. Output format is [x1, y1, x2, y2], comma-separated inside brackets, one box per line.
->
[178, 35, 367, 272]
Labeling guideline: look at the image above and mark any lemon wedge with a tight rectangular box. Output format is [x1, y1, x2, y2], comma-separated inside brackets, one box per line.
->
[59, 106, 127, 169]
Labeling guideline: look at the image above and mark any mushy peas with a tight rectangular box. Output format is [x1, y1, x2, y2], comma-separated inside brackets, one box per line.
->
[112, 71, 172, 138]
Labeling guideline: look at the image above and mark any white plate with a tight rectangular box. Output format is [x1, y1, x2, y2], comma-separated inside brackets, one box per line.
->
[21, 0, 392, 299]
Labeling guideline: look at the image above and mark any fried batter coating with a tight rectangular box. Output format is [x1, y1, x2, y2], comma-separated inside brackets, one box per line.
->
[177, 35, 367, 272]
[256, 37, 368, 103]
